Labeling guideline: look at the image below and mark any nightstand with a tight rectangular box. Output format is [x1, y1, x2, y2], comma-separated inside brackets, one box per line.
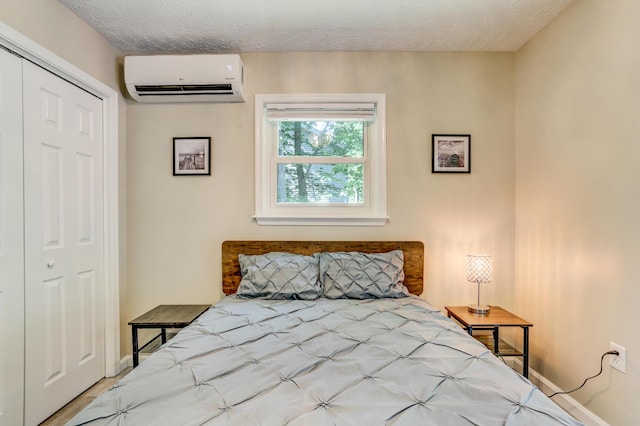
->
[445, 306, 533, 378]
[129, 304, 210, 368]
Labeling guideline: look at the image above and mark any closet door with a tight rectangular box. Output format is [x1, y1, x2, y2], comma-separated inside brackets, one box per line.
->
[0, 48, 25, 426]
[23, 61, 105, 425]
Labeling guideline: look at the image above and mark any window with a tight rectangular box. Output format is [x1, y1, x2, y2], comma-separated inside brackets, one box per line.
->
[254, 94, 387, 226]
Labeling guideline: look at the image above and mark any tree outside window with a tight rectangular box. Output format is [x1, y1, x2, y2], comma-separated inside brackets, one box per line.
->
[276, 121, 364, 204]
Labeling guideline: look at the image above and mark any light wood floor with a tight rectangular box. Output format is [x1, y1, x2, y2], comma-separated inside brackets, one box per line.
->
[40, 367, 131, 425]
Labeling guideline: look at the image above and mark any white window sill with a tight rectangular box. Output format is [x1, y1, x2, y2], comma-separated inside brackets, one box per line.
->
[253, 215, 389, 226]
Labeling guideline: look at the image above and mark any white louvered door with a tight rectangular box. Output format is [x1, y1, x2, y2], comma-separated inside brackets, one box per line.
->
[0, 47, 25, 426]
[23, 61, 105, 426]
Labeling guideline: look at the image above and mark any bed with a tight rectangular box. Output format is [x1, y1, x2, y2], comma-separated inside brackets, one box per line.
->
[68, 240, 582, 425]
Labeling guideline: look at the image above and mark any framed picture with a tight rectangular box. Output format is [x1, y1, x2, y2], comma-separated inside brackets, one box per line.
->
[173, 137, 211, 176]
[432, 134, 471, 173]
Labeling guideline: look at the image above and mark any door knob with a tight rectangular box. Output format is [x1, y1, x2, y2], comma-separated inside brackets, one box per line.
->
[47, 260, 55, 268]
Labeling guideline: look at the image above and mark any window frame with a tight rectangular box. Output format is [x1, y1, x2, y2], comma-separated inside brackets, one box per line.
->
[254, 93, 388, 226]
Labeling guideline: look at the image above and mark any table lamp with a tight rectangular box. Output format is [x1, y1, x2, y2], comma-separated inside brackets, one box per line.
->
[467, 254, 492, 314]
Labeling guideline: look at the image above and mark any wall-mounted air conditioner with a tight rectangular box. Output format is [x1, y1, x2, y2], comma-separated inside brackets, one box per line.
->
[124, 54, 244, 103]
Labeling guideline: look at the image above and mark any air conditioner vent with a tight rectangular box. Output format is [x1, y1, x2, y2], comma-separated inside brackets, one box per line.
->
[134, 84, 233, 93]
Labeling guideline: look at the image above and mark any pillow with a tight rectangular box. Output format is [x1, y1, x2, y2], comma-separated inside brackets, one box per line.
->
[319, 250, 409, 299]
[237, 252, 321, 300]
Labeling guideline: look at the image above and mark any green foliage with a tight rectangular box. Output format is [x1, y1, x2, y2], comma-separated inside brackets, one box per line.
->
[277, 121, 364, 203]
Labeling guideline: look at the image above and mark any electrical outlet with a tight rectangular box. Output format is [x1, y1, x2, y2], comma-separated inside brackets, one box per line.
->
[609, 342, 626, 373]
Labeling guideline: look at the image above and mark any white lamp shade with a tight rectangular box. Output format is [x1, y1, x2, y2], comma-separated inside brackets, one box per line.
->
[467, 254, 493, 283]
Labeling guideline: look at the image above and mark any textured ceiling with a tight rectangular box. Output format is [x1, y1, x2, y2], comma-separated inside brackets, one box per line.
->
[59, 0, 575, 55]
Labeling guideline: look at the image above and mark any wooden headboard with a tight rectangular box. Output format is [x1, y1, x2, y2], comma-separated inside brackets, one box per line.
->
[221, 240, 424, 296]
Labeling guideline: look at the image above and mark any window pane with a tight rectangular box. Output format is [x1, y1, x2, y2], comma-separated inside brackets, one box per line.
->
[277, 163, 364, 204]
[278, 121, 364, 157]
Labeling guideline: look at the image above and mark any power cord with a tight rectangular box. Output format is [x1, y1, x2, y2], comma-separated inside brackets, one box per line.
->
[547, 350, 619, 398]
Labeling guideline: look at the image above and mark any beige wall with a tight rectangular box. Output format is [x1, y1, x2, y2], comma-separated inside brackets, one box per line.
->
[125, 51, 515, 344]
[0, 0, 120, 89]
[515, 1, 640, 424]
[0, 0, 129, 355]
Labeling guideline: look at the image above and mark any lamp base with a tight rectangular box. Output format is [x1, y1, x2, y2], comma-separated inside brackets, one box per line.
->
[468, 304, 490, 314]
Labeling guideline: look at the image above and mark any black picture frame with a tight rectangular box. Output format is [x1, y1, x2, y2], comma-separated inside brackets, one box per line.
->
[432, 134, 471, 173]
[173, 137, 211, 176]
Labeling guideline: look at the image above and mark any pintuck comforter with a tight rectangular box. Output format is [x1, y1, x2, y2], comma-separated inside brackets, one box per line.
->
[68, 296, 582, 425]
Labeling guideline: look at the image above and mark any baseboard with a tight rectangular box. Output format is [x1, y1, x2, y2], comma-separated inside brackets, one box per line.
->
[115, 354, 132, 375]
[115, 353, 153, 375]
[507, 359, 609, 426]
